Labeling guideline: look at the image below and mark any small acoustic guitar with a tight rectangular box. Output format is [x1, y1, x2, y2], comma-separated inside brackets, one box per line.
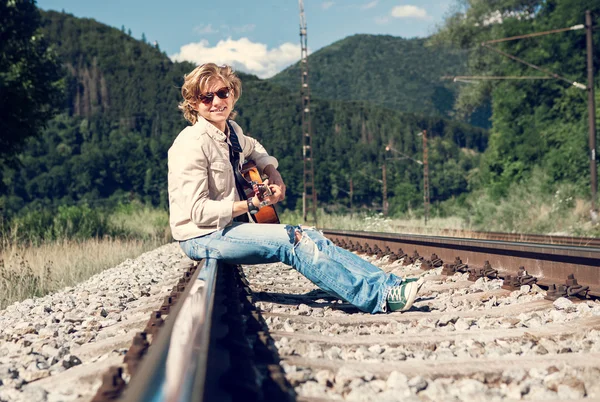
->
[240, 160, 280, 224]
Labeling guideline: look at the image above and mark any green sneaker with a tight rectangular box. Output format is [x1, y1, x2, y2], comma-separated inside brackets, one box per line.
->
[403, 276, 424, 290]
[387, 281, 419, 312]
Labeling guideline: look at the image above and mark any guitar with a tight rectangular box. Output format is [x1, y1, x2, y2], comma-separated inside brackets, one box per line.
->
[240, 160, 280, 224]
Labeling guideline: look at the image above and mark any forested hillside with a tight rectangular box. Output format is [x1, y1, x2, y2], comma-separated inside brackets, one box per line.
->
[433, 0, 600, 200]
[1, 10, 488, 217]
[269, 35, 491, 128]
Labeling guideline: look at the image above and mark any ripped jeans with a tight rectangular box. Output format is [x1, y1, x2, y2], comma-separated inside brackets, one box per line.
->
[179, 222, 402, 314]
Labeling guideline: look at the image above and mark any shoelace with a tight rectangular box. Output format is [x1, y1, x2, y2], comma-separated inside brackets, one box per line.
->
[388, 287, 403, 299]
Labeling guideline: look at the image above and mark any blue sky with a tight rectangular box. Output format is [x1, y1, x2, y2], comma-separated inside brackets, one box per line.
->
[37, 0, 454, 78]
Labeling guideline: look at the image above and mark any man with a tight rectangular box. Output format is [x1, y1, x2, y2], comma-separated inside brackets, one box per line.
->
[168, 63, 420, 313]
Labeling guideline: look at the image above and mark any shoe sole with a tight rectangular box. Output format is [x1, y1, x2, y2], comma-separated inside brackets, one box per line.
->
[398, 282, 419, 312]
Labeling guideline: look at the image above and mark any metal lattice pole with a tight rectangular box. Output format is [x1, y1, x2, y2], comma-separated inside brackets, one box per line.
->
[299, 0, 317, 225]
[422, 130, 430, 225]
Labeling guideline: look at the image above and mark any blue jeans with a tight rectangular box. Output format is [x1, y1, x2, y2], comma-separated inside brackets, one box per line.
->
[179, 223, 402, 314]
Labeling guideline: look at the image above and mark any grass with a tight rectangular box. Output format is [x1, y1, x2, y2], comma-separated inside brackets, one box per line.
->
[280, 172, 600, 238]
[0, 203, 171, 310]
[0, 237, 163, 309]
[280, 208, 472, 234]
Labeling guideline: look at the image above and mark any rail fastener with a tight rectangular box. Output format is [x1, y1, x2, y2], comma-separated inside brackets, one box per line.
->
[546, 274, 590, 301]
[159, 295, 174, 315]
[502, 266, 538, 290]
[124, 331, 149, 376]
[90, 366, 126, 402]
[467, 261, 499, 281]
[144, 310, 165, 337]
[421, 253, 444, 271]
[442, 257, 469, 276]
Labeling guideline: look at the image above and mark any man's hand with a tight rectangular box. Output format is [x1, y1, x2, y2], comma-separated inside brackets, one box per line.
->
[263, 165, 286, 201]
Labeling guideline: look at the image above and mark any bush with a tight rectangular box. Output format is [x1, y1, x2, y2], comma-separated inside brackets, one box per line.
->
[7, 204, 113, 244]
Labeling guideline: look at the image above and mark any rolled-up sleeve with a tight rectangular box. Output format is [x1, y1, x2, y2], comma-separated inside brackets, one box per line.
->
[168, 139, 233, 234]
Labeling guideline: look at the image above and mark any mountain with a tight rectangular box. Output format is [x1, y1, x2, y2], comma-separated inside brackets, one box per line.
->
[269, 34, 490, 127]
[1, 11, 488, 217]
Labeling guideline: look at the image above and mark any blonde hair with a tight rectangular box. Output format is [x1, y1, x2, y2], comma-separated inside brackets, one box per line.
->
[178, 63, 242, 124]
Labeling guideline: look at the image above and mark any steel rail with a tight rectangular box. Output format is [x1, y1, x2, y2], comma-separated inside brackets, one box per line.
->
[322, 229, 600, 296]
[389, 226, 600, 248]
[122, 258, 219, 402]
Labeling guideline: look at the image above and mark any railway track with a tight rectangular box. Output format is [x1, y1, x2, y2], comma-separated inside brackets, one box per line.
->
[98, 229, 600, 401]
[390, 227, 600, 248]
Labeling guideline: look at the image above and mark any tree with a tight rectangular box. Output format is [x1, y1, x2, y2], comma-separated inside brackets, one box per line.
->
[0, 0, 63, 167]
[432, 0, 600, 197]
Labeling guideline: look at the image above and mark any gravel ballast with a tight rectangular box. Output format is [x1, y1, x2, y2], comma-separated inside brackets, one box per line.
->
[243, 254, 600, 401]
[0, 243, 190, 402]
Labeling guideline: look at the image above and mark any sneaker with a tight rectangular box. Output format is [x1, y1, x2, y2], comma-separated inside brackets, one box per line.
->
[403, 276, 424, 290]
[387, 281, 419, 312]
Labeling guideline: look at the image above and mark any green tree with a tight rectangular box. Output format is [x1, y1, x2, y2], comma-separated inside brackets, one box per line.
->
[432, 0, 600, 197]
[0, 0, 64, 167]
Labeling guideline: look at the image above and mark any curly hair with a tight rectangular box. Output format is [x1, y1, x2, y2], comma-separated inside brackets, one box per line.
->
[178, 63, 242, 124]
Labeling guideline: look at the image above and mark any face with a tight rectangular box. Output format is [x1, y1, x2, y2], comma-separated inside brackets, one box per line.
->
[194, 79, 234, 132]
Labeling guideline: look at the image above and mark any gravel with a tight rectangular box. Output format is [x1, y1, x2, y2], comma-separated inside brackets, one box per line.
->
[0, 243, 189, 402]
[244, 252, 600, 401]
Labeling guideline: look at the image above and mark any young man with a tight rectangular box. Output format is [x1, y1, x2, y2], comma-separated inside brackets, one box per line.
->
[168, 63, 420, 313]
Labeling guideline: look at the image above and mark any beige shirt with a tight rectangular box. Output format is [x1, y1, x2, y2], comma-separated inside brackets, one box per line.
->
[168, 117, 278, 241]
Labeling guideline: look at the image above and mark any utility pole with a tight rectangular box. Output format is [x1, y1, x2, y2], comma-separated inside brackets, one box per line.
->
[382, 164, 388, 216]
[349, 178, 354, 218]
[299, 0, 317, 225]
[422, 130, 430, 225]
[586, 10, 598, 217]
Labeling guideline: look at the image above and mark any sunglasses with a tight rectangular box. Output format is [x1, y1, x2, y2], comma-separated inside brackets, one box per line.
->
[199, 87, 231, 105]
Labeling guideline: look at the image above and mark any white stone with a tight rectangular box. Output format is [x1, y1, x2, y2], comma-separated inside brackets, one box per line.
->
[386, 370, 409, 390]
[314, 369, 334, 386]
[557, 383, 585, 399]
[437, 315, 459, 326]
[553, 297, 574, 310]
[368, 344, 383, 355]
[408, 375, 428, 392]
[454, 318, 472, 331]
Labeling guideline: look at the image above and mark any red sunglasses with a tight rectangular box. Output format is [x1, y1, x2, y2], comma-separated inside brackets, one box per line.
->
[199, 87, 231, 105]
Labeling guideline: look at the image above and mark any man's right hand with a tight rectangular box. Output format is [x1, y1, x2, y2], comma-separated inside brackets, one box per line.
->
[257, 179, 283, 207]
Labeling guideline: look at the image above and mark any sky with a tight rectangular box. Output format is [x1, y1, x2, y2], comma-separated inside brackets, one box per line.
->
[36, 0, 455, 78]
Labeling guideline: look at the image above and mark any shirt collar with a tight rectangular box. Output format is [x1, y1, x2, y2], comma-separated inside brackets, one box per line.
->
[195, 116, 228, 142]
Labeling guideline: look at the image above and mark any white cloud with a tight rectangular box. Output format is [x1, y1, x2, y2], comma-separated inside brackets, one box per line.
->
[193, 24, 217, 34]
[391, 5, 431, 20]
[322, 1, 334, 10]
[170, 38, 301, 79]
[479, 10, 534, 26]
[362, 1, 378, 10]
